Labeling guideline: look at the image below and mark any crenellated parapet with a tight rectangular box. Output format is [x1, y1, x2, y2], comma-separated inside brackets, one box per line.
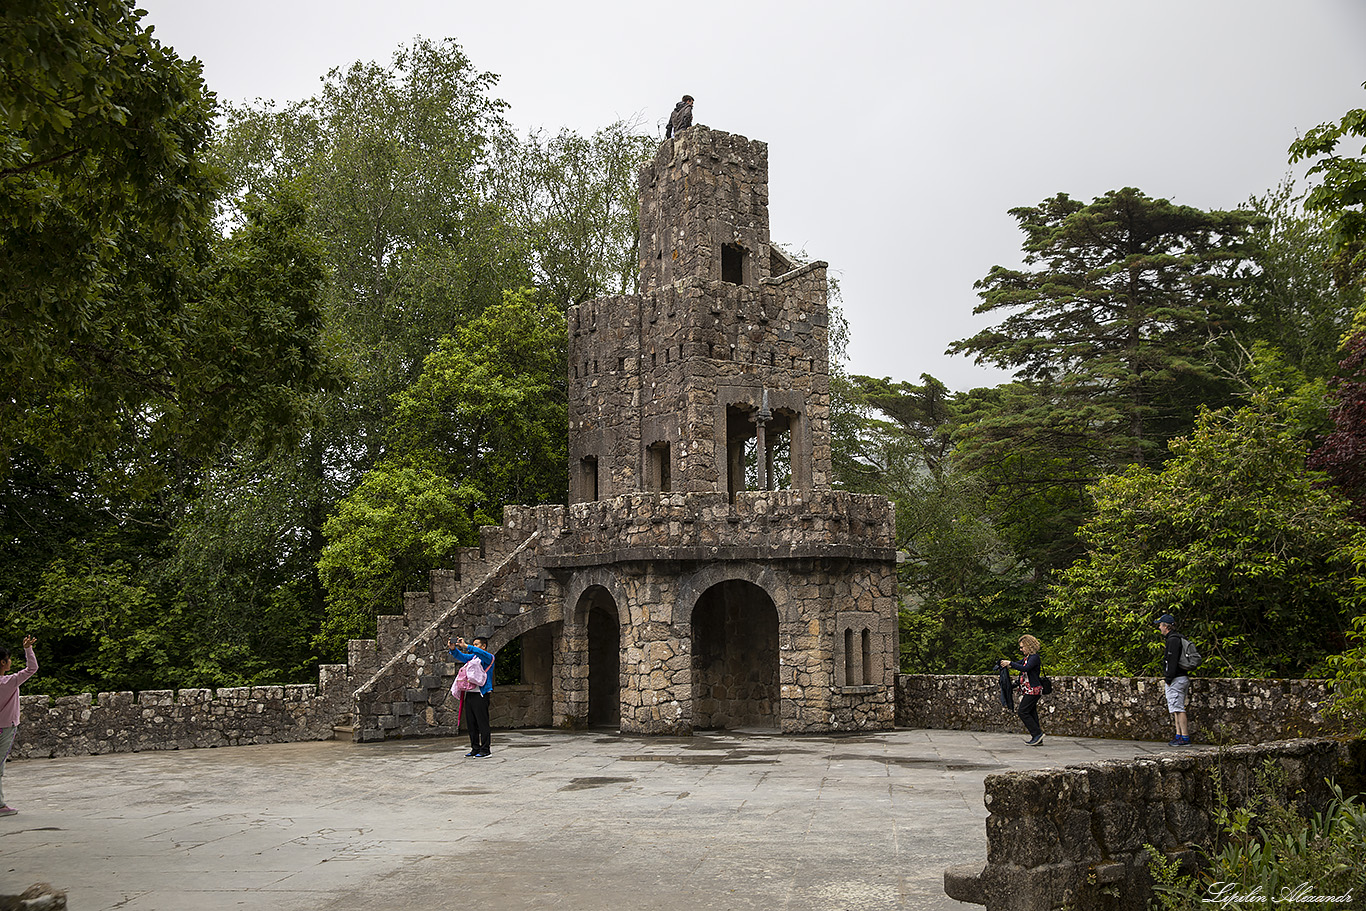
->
[539, 490, 894, 566]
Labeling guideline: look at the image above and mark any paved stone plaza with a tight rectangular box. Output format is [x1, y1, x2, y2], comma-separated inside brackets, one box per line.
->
[0, 728, 1191, 910]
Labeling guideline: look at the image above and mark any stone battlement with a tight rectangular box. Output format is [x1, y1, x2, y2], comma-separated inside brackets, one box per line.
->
[500, 490, 895, 567]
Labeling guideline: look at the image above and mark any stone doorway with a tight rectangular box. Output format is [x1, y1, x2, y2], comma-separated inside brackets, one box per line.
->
[582, 587, 621, 728]
[489, 623, 556, 729]
[691, 579, 779, 730]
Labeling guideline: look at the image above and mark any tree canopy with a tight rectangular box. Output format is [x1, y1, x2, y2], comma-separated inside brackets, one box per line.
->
[1, 0, 333, 480]
[1047, 397, 1359, 678]
[952, 188, 1261, 469]
[1290, 81, 1366, 288]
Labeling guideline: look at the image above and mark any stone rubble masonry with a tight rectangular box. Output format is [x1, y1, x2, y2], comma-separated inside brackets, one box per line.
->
[10, 667, 349, 760]
[347, 490, 900, 742]
[0, 883, 65, 911]
[569, 127, 833, 504]
[346, 125, 902, 743]
[895, 673, 1336, 743]
[943, 737, 1366, 911]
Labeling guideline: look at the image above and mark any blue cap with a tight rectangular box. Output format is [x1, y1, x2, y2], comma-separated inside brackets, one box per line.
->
[1157, 614, 1176, 626]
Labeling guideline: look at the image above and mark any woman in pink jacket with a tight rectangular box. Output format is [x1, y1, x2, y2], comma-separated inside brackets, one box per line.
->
[0, 636, 38, 817]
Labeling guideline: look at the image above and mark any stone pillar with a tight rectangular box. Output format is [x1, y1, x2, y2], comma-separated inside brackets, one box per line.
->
[553, 615, 589, 728]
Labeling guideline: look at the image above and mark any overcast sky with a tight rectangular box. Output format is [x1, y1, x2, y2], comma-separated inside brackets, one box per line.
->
[136, 0, 1366, 392]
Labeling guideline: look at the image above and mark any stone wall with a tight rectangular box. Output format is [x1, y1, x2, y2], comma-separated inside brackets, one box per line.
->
[9, 666, 349, 760]
[0, 884, 65, 910]
[944, 737, 1366, 911]
[568, 127, 834, 505]
[897, 674, 1335, 743]
[544, 490, 896, 565]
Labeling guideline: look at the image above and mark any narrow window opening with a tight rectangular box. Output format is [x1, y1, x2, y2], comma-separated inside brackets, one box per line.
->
[580, 456, 599, 502]
[721, 243, 746, 285]
[648, 442, 672, 493]
[725, 405, 757, 502]
[844, 628, 855, 687]
[861, 629, 873, 685]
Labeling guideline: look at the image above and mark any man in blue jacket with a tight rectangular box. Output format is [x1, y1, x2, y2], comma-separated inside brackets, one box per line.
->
[450, 636, 495, 757]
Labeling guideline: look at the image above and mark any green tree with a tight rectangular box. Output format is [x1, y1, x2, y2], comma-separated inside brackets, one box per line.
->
[948, 188, 1263, 576]
[195, 39, 530, 669]
[315, 290, 567, 658]
[1289, 82, 1366, 288]
[952, 188, 1261, 469]
[948, 381, 1099, 573]
[493, 121, 656, 308]
[833, 375, 1043, 672]
[389, 290, 569, 518]
[213, 37, 530, 483]
[1237, 181, 1361, 382]
[1, 1, 332, 479]
[316, 464, 477, 655]
[1046, 396, 1360, 677]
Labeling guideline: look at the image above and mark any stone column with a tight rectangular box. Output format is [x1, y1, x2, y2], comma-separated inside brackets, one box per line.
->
[753, 389, 773, 491]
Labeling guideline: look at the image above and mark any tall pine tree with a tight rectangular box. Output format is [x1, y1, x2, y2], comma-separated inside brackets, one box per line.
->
[949, 188, 1262, 572]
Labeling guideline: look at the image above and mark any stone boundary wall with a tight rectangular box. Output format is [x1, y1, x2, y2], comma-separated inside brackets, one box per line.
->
[896, 674, 1335, 743]
[9, 665, 349, 760]
[944, 737, 1366, 911]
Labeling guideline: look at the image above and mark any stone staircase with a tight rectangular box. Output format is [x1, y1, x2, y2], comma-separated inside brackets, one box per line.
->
[345, 510, 561, 742]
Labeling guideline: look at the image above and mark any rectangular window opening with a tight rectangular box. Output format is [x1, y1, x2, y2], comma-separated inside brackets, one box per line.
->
[648, 442, 672, 493]
[844, 628, 855, 688]
[580, 456, 599, 502]
[722, 243, 746, 285]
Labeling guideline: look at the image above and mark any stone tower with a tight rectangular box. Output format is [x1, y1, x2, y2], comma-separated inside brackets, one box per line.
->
[568, 129, 831, 504]
[346, 126, 899, 739]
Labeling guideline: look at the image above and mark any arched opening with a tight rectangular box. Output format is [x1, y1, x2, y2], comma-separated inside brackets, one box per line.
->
[582, 587, 621, 728]
[487, 623, 556, 729]
[691, 579, 779, 730]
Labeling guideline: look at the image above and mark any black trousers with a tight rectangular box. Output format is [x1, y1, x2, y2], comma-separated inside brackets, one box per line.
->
[465, 691, 491, 753]
[1018, 693, 1042, 738]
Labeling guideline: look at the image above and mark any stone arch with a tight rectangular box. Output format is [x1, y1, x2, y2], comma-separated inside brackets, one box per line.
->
[676, 561, 783, 628]
[563, 567, 629, 728]
[485, 601, 564, 654]
[562, 567, 630, 625]
[579, 587, 621, 727]
[689, 576, 780, 731]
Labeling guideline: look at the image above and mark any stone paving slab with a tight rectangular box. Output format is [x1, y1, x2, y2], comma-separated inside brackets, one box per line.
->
[0, 727, 1194, 910]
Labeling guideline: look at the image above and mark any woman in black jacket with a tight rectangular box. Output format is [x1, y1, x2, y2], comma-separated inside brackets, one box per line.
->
[1000, 635, 1045, 746]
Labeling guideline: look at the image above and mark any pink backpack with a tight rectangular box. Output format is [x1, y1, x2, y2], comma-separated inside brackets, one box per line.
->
[450, 658, 488, 696]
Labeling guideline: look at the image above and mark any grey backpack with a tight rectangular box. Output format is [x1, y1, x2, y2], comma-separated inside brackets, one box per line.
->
[1178, 637, 1203, 672]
